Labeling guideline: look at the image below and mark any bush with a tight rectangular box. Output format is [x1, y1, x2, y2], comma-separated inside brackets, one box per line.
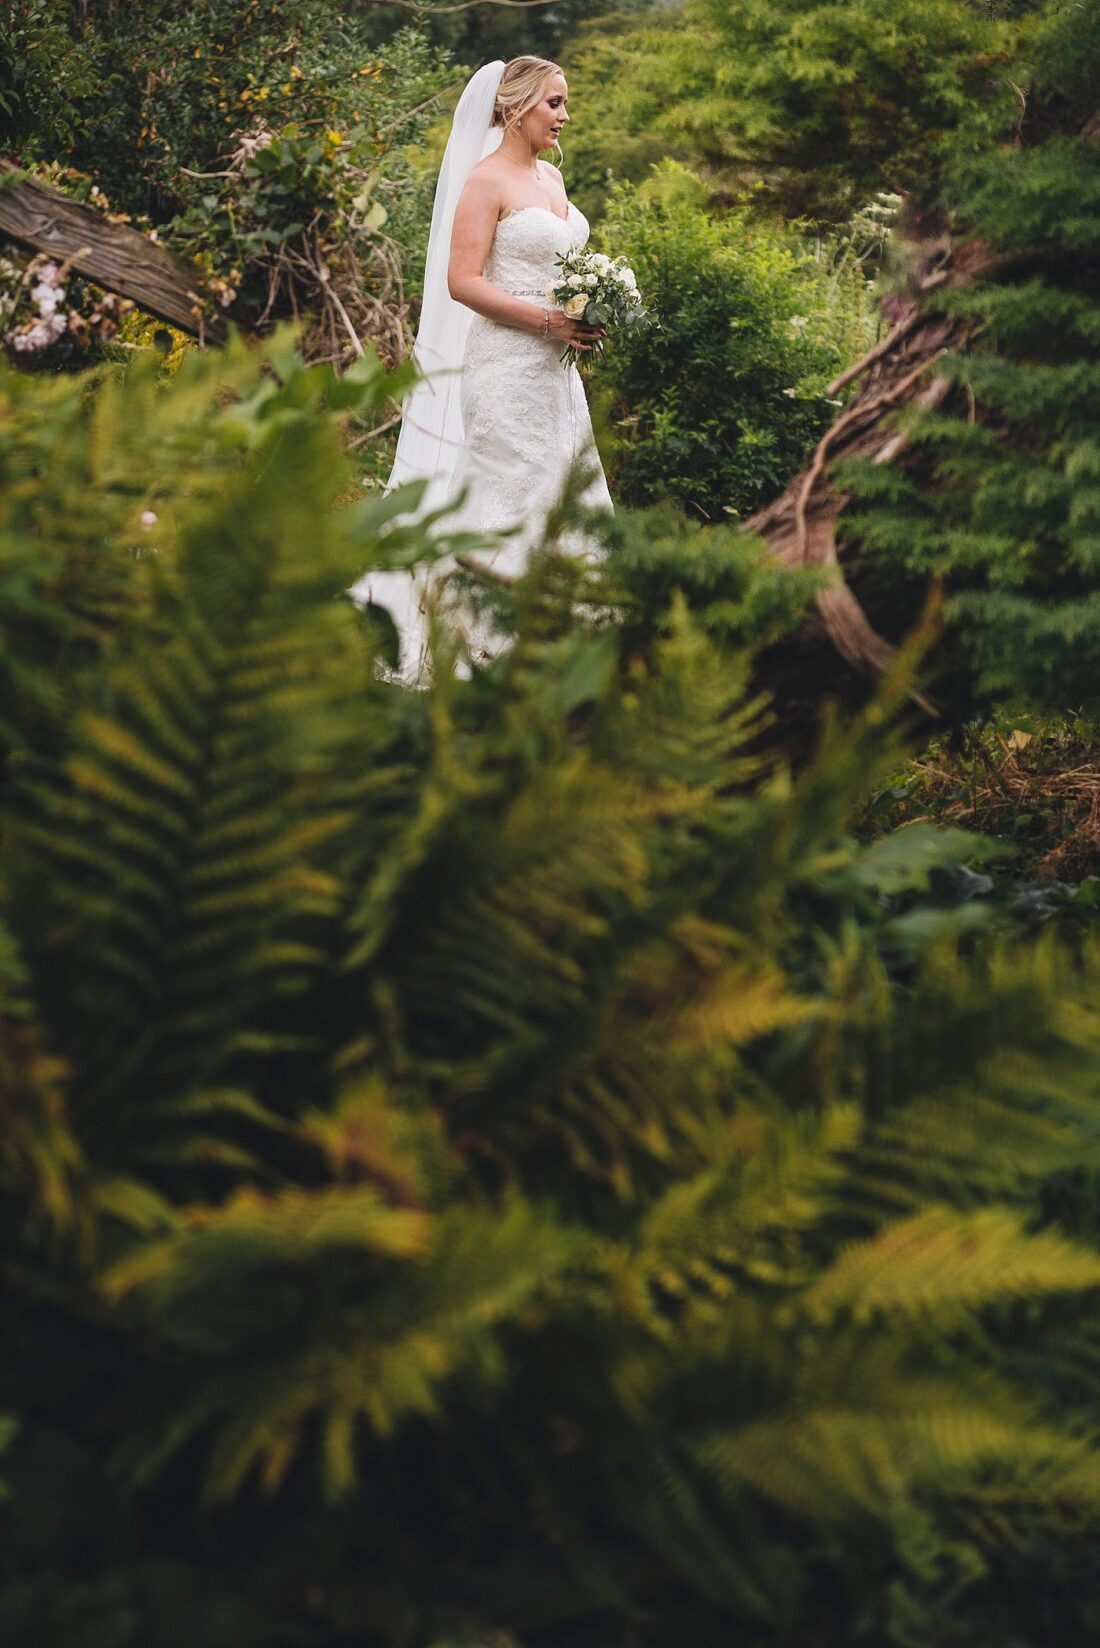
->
[591, 163, 883, 519]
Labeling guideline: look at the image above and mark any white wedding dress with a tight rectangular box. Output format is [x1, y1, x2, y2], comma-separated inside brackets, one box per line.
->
[450, 200, 613, 575]
[360, 197, 613, 680]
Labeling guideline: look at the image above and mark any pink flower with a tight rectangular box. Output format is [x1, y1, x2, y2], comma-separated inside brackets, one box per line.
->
[140, 511, 158, 528]
[20, 323, 53, 351]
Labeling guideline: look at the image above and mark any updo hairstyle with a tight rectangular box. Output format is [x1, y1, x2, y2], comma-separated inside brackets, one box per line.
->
[492, 56, 564, 135]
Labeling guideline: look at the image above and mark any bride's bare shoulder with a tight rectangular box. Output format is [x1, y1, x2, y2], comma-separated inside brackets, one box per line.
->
[460, 156, 506, 204]
[469, 153, 508, 185]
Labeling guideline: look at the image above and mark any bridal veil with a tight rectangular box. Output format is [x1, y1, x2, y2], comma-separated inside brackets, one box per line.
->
[387, 59, 505, 509]
[351, 60, 506, 676]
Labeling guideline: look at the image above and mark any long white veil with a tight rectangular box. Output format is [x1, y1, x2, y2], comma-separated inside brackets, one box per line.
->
[388, 59, 505, 507]
[352, 60, 506, 676]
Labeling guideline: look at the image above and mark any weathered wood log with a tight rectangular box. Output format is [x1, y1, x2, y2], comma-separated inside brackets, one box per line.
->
[0, 162, 239, 344]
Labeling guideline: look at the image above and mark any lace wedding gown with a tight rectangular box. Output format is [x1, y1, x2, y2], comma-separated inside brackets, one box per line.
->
[450, 200, 613, 574]
[363, 200, 612, 680]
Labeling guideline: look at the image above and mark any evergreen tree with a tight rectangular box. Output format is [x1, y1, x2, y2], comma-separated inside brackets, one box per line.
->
[562, 0, 1024, 225]
[744, 0, 1100, 722]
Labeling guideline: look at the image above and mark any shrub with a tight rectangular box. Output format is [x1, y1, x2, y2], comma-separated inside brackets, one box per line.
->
[591, 163, 882, 519]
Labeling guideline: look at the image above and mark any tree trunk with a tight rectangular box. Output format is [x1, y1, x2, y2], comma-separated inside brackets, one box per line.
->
[743, 226, 1002, 717]
[0, 163, 239, 344]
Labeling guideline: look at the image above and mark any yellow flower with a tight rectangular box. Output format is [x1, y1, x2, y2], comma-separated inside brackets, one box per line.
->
[326, 129, 342, 145]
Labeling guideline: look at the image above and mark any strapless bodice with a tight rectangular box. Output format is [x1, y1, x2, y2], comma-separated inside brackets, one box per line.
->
[483, 202, 590, 297]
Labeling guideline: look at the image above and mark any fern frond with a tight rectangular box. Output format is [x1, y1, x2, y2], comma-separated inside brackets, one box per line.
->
[693, 1400, 1085, 1524]
[806, 1205, 1100, 1323]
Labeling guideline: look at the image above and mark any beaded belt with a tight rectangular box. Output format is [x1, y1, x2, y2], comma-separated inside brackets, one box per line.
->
[505, 288, 552, 298]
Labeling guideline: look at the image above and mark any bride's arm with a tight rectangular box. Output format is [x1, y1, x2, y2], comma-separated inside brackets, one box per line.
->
[448, 172, 548, 332]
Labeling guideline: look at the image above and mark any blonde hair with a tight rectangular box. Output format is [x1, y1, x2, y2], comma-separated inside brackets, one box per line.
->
[493, 55, 564, 137]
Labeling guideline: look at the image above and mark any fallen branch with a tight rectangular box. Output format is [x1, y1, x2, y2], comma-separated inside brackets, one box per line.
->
[0, 162, 239, 344]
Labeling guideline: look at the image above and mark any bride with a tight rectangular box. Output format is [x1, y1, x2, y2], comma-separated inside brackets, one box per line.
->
[356, 57, 614, 680]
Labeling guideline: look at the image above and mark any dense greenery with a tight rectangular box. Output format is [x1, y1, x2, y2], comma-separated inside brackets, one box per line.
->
[562, 0, 1034, 224]
[351, 0, 659, 61]
[4, 342, 1100, 1648]
[1, 4, 454, 362]
[592, 162, 886, 517]
[829, 0, 1100, 718]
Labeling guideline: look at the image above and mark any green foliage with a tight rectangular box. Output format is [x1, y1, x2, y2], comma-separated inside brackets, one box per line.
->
[832, 111, 1100, 714]
[354, 0, 660, 62]
[563, 0, 1025, 224]
[0, 5, 454, 358]
[2, 343, 1100, 1647]
[0, 2, 100, 161]
[591, 163, 880, 518]
[3, 4, 446, 215]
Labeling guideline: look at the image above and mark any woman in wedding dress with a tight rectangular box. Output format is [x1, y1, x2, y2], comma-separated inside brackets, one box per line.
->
[357, 57, 614, 680]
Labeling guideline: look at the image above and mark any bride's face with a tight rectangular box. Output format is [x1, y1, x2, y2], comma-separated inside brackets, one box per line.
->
[523, 72, 570, 152]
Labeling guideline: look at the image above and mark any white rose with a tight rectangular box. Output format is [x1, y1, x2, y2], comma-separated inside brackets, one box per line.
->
[568, 274, 585, 289]
[563, 293, 589, 319]
[622, 270, 638, 289]
[591, 254, 611, 271]
[585, 273, 599, 288]
[545, 284, 558, 303]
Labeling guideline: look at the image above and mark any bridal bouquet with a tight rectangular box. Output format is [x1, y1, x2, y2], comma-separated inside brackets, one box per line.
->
[545, 249, 650, 370]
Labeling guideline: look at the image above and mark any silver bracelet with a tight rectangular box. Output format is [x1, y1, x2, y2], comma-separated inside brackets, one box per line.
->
[542, 307, 550, 339]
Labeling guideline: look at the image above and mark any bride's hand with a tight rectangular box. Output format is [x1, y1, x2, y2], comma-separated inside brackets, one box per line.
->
[546, 309, 605, 352]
